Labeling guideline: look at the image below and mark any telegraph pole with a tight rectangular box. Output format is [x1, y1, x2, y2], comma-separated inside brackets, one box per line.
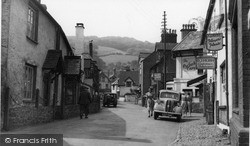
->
[162, 11, 167, 89]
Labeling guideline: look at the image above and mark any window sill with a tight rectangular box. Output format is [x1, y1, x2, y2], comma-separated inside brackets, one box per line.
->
[26, 36, 38, 44]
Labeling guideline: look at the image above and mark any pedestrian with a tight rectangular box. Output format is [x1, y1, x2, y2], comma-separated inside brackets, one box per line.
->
[145, 88, 154, 117]
[187, 93, 192, 116]
[181, 93, 188, 116]
[78, 86, 92, 119]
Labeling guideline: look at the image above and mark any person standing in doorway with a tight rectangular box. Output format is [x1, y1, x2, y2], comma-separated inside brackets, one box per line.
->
[146, 88, 154, 117]
[78, 86, 92, 119]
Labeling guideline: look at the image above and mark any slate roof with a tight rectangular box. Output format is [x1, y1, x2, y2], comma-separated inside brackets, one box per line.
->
[138, 52, 151, 59]
[118, 71, 139, 86]
[42, 50, 62, 70]
[172, 31, 203, 52]
[155, 42, 177, 51]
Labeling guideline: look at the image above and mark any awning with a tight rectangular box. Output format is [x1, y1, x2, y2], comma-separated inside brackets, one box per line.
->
[42, 50, 62, 71]
[187, 74, 207, 86]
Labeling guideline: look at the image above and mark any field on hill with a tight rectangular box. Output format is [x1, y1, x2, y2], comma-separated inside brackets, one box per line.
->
[97, 46, 127, 56]
[100, 54, 138, 65]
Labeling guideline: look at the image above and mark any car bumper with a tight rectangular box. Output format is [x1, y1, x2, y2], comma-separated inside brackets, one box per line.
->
[153, 110, 182, 116]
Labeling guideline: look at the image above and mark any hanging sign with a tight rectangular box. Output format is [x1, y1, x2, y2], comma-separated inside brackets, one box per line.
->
[196, 56, 216, 69]
[153, 73, 162, 81]
[206, 33, 223, 51]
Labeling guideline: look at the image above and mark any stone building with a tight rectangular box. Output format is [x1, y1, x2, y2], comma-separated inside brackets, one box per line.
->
[228, 0, 249, 145]
[172, 24, 205, 113]
[139, 30, 177, 96]
[1, 0, 77, 130]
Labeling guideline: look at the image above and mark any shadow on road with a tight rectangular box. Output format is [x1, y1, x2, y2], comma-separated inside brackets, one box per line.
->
[64, 103, 152, 144]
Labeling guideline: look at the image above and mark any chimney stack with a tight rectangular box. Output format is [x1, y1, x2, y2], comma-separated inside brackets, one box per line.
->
[161, 28, 177, 43]
[89, 40, 93, 58]
[180, 24, 197, 40]
[74, 23, 85, 56]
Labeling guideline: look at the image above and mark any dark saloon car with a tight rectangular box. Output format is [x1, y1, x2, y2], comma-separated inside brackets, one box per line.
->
[103, 93, 118, 107]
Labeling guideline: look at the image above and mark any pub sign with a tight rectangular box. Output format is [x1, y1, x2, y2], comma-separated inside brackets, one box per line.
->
[206, 33, 223, 51]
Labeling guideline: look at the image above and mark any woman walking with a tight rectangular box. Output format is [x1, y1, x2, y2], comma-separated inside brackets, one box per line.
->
[146, 88, 154, 117]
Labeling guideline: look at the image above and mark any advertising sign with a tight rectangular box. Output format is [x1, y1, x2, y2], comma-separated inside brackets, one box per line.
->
[206, 33, 223, 51]
[196, 56, 216, 69]
[153, 73, 162, 81]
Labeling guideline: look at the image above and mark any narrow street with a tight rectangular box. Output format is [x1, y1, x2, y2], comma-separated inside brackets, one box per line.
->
[3, 99, 180, 146]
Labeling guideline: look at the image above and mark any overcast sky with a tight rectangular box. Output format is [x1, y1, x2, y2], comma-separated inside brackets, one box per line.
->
[42, 0, 210, 43]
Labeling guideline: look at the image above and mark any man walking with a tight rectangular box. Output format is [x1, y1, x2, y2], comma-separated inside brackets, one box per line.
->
[78, 86, 92, 119]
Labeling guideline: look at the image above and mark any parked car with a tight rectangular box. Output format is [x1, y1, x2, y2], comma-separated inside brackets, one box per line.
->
[103, 93, 118, 107]
[153, 90, 183, 122]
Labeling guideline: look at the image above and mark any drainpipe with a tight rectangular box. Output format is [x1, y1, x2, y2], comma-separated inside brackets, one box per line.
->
[225, 0, 229, 126]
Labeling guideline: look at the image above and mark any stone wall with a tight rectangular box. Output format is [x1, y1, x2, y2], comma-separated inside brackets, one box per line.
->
[8, 106, 53, 130]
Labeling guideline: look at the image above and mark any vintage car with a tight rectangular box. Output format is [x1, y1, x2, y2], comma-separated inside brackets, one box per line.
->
[103, 93, 118, 107]
[153, 90, 183, 122]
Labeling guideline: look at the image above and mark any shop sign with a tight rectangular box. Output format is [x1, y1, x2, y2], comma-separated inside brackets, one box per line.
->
[182, 57, 196, 71]
[153, 73, 162, 81]
[206, 33, 223, 51]
[196, 56, 216, 69]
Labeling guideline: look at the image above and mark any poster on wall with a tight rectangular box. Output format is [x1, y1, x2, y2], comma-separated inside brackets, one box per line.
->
[182, 57, 196, 71]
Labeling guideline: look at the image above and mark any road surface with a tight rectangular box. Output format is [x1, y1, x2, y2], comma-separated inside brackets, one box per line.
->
[2, 99, 180, 146]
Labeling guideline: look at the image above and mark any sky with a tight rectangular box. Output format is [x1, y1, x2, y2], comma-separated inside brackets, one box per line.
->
[42, 0, 210, 43]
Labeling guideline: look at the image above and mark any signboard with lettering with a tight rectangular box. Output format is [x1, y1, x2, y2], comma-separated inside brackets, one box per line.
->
[196, 56, 216, 69]
[206, 33, 223, 51]
[182, 57, 196, 71]
[153, 73, 162, 81]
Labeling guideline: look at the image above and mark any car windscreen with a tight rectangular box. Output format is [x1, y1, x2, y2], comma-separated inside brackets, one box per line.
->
[160, 92, 179, 100]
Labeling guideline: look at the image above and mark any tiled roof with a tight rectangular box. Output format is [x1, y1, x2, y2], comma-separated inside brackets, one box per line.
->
[42, 50, 62, 70]
[172, 31, 203, 52]
[118, 71, 139, 86]
[112, 78, 119, 85]
[155, 42, 177, 51]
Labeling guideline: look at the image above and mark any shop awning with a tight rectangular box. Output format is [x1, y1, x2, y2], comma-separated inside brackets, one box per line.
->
[187, 74, 207, 86]
[42, 50, 62, 71]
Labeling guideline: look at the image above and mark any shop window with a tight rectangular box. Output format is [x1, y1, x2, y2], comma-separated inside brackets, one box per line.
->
[27, 4, 38, 42]
[24, 64, 36, 100]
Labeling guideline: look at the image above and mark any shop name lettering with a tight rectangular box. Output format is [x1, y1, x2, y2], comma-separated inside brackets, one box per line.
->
[183, 60, 196, 70]
[208, 37, 222, 48]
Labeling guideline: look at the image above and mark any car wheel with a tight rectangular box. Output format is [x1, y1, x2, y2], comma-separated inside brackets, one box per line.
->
[114, 104, 117, 107]
[154, 112, 159, 120]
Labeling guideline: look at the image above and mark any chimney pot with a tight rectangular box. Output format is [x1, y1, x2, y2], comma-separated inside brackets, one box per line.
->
[76, 23, 84, 28]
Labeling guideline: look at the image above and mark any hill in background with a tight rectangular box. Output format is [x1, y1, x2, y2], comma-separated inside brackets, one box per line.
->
[84, 36, 155, 72]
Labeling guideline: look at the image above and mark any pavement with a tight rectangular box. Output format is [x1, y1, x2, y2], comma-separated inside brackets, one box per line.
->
[172, 113, 231, 146]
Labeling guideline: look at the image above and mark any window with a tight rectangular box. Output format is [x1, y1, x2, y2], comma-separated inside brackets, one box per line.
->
[27, 5, 38, 42]
[126, 81, 132, 87]
[197, 69, 203, 75]
[105, 84, 109, 89]
[24, 64, 36, 99]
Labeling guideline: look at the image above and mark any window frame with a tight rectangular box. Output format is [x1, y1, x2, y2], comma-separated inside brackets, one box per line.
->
[24, 63, 37, 100]
[27, 4, 38, 43]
